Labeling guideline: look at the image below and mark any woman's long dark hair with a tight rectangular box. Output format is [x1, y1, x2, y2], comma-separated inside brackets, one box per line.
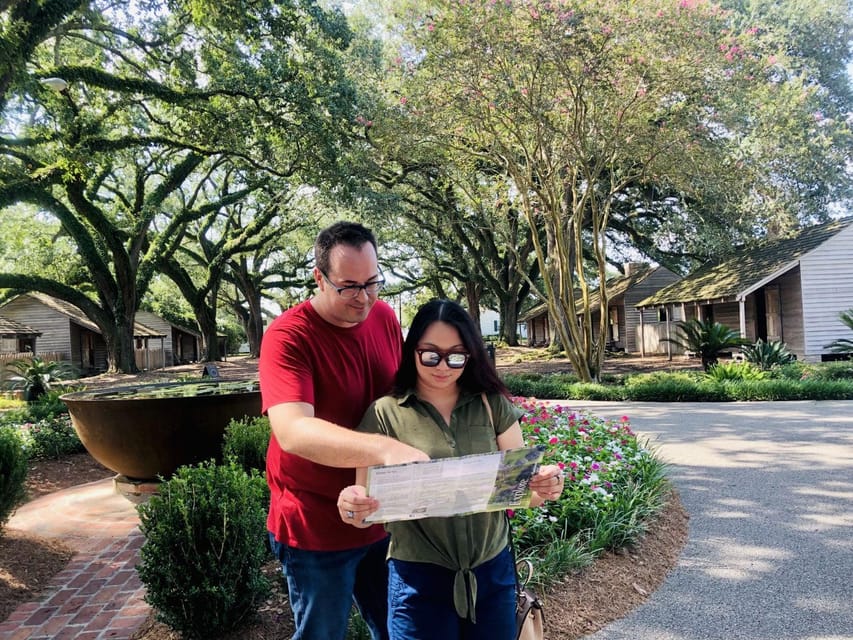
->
[393, 299, 508, 397]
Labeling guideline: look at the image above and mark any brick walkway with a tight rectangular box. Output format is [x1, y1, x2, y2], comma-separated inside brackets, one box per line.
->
[1, 478, 149, 640]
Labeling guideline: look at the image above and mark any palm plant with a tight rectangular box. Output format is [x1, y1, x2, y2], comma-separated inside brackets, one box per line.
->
[663, 319, 750, 371]
[824, 309, 853, 355]
[5, 357, 77, 402]
[741, 339, 796, 370]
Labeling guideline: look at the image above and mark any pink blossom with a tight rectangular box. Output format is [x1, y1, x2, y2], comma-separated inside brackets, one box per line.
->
[400, 96, 408, 105]
[548, 437, 558, 444]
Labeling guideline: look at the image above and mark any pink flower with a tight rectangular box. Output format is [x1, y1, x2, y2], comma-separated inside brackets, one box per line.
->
[548, 437, 558, 444]
[400, 96, 408, 105]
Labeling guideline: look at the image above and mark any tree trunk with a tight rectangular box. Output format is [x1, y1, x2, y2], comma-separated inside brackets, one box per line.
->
[103, 319, 139, 374]
[196, 306, 222, 362]
[465, 283, 482, 337]
[500, 297, 519, 346]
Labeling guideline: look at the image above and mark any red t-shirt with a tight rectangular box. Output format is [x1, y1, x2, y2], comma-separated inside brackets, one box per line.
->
[259, 299, 402, 551]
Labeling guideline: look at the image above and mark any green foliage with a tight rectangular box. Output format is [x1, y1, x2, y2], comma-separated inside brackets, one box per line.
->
[798, 361, 853, 381]
[663, 320, 750, 371]
[740, 339, 797, 370]
[509, 398, 671, 586]
[223, 416, 270, 475]
[824, 309, 853, 354]
[504, 364, 853, 401]
[4, 357, 77, 401]
[705, 361, 767, 381]
[137, 461, 270, 639]
[18, 416, 84, 460]
[769, 361, 807, 380]
[0, 389, 70, 426]
[0, 425, 28, 533]
[0, 396, 24, 411]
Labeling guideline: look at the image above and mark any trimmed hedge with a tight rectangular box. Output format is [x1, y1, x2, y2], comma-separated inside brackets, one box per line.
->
[503, 372, 853, 402]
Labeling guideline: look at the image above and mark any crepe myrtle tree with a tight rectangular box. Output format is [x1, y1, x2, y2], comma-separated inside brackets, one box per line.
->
[381, 0, 852, 381]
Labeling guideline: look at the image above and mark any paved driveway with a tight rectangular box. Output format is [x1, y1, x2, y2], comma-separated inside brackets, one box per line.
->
[560, 400, 853, 640]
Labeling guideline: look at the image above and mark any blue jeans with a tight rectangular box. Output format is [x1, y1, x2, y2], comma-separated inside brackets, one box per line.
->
[268, 532, 390, 640]
[387, 547, 516, 640]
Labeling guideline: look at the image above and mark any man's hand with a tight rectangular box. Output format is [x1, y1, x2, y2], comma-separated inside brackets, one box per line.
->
[379, 439, 430, 466]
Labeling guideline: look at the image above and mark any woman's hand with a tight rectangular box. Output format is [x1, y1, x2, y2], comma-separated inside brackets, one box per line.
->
[530, 464, 565, 503]
[337, 484, 380, 528]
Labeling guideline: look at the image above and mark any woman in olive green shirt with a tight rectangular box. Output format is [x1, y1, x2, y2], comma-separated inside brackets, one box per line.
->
[338, 299, 564, 640]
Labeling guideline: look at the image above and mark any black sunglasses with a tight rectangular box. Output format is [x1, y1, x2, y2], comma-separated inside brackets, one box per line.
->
[416, 349, 470, 369]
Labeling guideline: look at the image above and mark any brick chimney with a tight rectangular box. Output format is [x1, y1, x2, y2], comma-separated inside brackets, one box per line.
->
[623, 262, 646, 277]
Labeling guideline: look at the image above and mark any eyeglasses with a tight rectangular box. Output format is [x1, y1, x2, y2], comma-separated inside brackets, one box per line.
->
[320, 269, 385, 299]
[416, 349, 470, 369]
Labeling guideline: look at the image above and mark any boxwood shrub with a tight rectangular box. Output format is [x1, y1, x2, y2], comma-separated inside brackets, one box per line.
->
[0, 425, 28, 532]
[137, 460, 270, 639]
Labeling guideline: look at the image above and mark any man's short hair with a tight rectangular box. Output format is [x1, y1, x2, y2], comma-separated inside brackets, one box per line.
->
[314, 221, 378, 274]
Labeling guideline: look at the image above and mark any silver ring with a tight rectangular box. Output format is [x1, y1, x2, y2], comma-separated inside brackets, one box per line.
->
[346, 510, 355, 519]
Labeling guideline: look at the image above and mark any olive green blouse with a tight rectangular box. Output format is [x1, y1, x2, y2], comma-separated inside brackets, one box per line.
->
[357, 390, 523, 620]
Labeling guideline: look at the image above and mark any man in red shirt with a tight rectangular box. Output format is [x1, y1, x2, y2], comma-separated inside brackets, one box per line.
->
[259, 221, 428, 640]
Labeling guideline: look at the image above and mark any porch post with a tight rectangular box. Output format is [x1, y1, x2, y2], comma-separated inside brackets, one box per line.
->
[666, 305, 673, 360]
[738, 299, 747, 338]
[639, 308, 646, 358]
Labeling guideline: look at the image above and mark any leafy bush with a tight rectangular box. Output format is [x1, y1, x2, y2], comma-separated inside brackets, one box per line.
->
[799, 361, 853, 381]
[662, 319, 750, 370]
[503, 374, 571, 400]
[18, 416, 85, 460]
[770, 361, 807, 380]
[0, 390, 70, 427]
[137, 460, 270, 639]
[223, 416, 270, 475]
[741, 339, 796, 370]
[823, 309, 853, 354]
[505, 364, 853, 402]
[4, 357, 77, 402]
[564, 382, 623, 401]
[705, 361, 767, 381]
[0, 425, 28, 533]
[622, 372, 727, 402]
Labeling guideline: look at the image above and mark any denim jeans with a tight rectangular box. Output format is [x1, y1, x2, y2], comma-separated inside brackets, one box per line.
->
[268, 532, 390, 640]
[386, 547, 516, 640]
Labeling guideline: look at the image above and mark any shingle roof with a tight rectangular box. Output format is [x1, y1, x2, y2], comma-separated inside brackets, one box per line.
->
[0, 314, 41, 337]
[519, 264, 657, 321]
[637, 216, 853, 308]
[23, 293, 166, 337]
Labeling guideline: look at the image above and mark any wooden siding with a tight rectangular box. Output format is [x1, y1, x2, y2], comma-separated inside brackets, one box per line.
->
[135, 311, 175, 365]
[624, 268, 681, 353]
[767, 269, 805, 355]
[0, 296, 74, 359]
[799, 223, 853, 359]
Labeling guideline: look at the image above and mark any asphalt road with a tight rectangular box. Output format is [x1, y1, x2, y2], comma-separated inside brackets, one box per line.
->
[561, 400, 853, 640]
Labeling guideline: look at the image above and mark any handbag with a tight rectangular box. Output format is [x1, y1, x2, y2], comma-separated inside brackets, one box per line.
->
[479, 394, 546, 640]
[514, 558, 545, 640]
